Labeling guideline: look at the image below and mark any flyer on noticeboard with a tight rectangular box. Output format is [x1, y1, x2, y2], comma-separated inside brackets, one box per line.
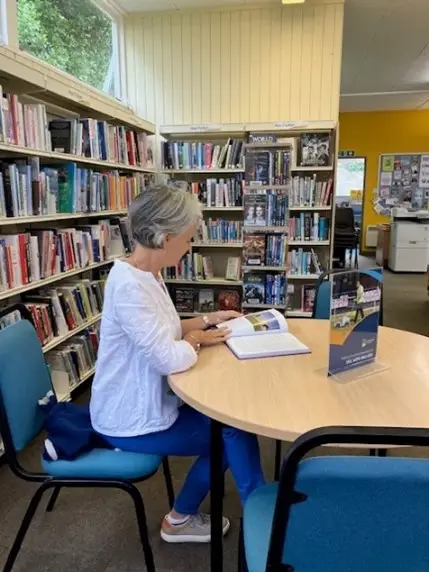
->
[328, 268, 383, 376]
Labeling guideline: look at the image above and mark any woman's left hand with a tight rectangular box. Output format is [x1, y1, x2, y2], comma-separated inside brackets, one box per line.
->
[207, 311, 242, 326]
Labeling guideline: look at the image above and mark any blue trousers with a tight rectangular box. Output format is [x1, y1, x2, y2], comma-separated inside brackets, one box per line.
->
[104, 405, 265, 515]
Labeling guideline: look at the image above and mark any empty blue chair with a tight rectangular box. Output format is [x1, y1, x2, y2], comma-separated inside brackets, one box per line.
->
[240, 426, 429, 572]
[0, 304, 174, 572]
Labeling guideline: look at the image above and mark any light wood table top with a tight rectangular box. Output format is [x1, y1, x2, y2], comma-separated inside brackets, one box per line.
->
[169, 319, 429, 441]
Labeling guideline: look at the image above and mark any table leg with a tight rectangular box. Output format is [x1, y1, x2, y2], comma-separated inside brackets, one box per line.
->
[210, 418, 224, 572]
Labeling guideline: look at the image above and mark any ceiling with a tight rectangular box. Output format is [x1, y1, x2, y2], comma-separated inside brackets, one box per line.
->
[116, 0, 429, 112]
[341, 0, 429, 111]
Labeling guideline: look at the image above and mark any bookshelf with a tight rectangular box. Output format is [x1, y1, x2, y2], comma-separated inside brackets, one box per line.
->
[160, 121, 337, 318]
[0, 47, 155, 440]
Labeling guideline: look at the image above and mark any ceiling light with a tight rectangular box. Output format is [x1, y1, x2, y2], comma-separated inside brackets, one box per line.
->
[282, 0, 306, 4]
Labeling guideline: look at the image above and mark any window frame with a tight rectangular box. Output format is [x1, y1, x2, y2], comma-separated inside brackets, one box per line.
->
[3, 0, 127, 103]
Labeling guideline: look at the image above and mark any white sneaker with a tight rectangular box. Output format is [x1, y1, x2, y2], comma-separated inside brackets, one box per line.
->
[160, 513, 230, 543]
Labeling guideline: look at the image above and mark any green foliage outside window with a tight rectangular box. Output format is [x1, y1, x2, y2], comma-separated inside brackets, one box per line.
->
[17, 0, 114, 93]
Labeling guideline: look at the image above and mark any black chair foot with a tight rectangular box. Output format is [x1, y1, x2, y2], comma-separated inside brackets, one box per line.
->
[162, 457, 175, 510]
[46, 486, 61, 512]
[369, 448, 388, 457]
[122, 482, 156, 572]
[3, 484, 49, 572]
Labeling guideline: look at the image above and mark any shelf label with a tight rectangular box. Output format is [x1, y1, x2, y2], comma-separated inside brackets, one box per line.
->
[189, 124, 221, 132]
[274, 121, 307, 129]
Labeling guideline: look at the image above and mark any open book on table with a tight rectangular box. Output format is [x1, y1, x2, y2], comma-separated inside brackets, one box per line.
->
[217, 309, 311, 360]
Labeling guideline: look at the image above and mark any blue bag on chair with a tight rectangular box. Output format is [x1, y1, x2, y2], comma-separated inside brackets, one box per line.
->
[39, 393, 110, 461]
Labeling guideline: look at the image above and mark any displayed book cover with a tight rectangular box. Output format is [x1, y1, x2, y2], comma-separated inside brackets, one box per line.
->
[217, 309, 310, 360]
[243, 234, 266, 266]
[299, 133, 331, 167]
[218, 289, 241, 311]
[244, 190, 267, 226]
[248, 132, 278, 144]
[174, 288, 195, 312]
[198, 289, 215, 312]
[225, 256, 241, 281]
[301, 285, 316, 313]
[244, 274, 265, 305]
[245, 150, 270, 184]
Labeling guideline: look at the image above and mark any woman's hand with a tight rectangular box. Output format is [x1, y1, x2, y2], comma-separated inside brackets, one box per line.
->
[184, 327, 231, 348]
[207, 310, 242, 326]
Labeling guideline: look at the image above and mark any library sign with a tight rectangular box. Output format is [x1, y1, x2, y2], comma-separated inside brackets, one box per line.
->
[339, 150, 355, 158]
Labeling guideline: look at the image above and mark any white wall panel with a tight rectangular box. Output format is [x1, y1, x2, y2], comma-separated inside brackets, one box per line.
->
[124, 2, 344, 125]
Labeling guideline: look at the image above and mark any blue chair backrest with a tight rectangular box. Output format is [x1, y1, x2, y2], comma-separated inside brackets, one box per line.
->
[312, 273, 332, 319]
[281, 456, 429, 571]
[0, 320, 52, 452]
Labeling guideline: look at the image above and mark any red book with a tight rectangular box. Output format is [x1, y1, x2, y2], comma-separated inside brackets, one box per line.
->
[4, 245, 13, 288]
[17, 233, 28, 284]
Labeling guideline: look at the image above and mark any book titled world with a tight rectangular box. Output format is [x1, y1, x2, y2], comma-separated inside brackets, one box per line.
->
[217, 309, 310, 360]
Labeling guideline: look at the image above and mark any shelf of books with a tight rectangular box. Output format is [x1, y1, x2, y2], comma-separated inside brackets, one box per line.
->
[0, 64, 155, 460]
[159, 121, 336, 318]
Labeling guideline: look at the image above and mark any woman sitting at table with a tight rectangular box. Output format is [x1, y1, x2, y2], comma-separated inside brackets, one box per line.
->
[90, 185, 265, 544]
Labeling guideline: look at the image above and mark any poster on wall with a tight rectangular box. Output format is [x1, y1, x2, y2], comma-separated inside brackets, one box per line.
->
[376, 153, 429, 215]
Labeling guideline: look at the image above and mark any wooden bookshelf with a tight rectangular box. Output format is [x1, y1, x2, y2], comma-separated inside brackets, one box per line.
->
[160, 121, 336, 318]
[0, 210, 128, 226]
[42, 314, 101, 354]
[58, 366, 96, 403]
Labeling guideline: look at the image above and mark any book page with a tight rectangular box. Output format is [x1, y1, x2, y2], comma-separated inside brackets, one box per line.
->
[218, 308, 288, 337]
[227, 333, 310, 359]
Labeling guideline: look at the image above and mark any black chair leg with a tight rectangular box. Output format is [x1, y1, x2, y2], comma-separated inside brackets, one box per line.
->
[46, 486, 61, 512]
[3, 483, 49, 572]
[369, 448, 387, 457]
[237, 518, 249, 572]
[162, 457, 175, 510]
[274, 440, 282, 481]
[121, 482, 156, 572]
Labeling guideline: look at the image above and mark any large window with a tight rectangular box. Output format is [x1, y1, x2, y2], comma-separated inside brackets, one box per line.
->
[17, 0, 119, 96]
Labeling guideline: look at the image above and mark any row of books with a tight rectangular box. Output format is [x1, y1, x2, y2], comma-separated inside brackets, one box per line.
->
[0, 159, 147, 218]
[162, 139, 244, 170]
[289, 214, 330, 242]
[0, 90, 154, 168]
[287, 284, 316, 314]
[244, 273, 286, 306]
[287, 248, 324, 276]
[243, 189, 288, 227]
[172, 287, 241, 313]
[163, 254, 241, 282]
[190, 176, 244, 207]
[24, 279, 105, 347]
[243, 234, 287, 267]
[197, 219, 243, 243]
[0, 220, 127, 290]
[46, 326, 99, 394]
[245, 149, 290, 185]
[290, 176, 333, 207]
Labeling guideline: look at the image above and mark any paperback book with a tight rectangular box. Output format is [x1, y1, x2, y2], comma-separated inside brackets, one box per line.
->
[217, 309, 310, 360]
[217, 289, 241, 311]
[243, 234, 266, 266]
[299, 133, 331, 167]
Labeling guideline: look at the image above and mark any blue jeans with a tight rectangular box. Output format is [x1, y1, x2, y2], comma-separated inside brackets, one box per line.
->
[103, 405, 265, 515]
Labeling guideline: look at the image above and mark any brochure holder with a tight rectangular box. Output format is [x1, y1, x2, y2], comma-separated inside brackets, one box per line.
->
[327, 268, 384, 382]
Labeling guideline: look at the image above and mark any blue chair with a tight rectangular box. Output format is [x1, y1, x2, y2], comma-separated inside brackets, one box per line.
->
[240, 426, 429, 572]
[0, 304, 175, 572]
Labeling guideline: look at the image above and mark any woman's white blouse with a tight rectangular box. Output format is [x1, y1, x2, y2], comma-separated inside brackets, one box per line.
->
[90, 259, 197, 437]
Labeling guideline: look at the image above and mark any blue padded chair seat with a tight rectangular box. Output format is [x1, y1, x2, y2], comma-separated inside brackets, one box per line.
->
[244, 456, 429, 572]
[42, 449, 162, 480]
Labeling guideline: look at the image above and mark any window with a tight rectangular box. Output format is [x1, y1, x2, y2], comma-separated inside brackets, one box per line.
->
[17, 0, 119, 97]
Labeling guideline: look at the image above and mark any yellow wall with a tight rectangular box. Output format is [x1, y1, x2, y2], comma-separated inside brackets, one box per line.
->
[339, 110, 429, 249]
[124, 1, 344, 126]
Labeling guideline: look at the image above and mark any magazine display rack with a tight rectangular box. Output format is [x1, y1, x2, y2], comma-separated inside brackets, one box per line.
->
[160, 121, 337, 318]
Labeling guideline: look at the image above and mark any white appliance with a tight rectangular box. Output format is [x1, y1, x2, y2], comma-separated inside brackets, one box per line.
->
[389, 220, 429, 272]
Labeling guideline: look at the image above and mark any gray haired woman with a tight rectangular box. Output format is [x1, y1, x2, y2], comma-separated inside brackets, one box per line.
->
[90, 185, 264, 544]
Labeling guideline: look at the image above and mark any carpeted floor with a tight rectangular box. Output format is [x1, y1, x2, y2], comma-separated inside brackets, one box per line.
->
[1, 261, 429, 571]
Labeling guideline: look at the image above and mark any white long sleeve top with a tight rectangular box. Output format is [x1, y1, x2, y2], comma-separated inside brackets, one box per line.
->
[90, 259, 198, 437]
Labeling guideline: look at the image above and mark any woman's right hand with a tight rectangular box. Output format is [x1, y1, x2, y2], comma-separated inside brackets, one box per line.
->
[184, 327, 231, 348]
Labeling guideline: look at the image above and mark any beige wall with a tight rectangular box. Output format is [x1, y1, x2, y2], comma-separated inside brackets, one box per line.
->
[124, 0, 344, 126]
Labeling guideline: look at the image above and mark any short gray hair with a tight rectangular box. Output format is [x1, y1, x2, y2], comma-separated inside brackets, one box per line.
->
[129, 184, 202, 249]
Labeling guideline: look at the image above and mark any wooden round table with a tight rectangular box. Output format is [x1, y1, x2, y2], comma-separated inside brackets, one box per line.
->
[169, 319, 429, 571]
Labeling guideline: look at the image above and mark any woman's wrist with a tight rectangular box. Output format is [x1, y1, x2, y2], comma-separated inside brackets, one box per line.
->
[184, 332, 201, 353]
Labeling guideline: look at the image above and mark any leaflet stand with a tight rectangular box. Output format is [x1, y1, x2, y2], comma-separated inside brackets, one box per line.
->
[327, 268, 386, 384]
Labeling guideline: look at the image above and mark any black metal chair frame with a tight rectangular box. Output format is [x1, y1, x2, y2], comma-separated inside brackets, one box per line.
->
[240, 425, 429, 572]
[0, 303, 175, 572]
[273, 270, 385, 481]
